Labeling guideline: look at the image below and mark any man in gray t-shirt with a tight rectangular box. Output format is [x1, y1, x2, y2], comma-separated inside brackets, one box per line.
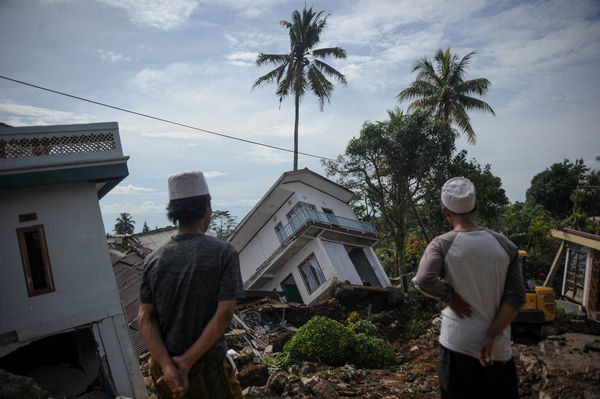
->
[413, 177, 525, 399]
[138, 171, 244, 399]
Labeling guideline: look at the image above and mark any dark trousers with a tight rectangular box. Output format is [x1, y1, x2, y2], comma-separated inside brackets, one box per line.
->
[438, 345, 519, 399]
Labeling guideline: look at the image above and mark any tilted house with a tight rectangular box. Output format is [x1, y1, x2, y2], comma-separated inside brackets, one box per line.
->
[229, 168, 390, 305]
[0, 122, 145, 397]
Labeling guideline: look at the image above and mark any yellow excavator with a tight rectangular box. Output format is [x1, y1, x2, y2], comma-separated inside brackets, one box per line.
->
[512, 251, 556, 338]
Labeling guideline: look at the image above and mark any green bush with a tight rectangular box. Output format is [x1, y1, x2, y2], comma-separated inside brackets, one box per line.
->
[353, 333, 397, 369]
[286, 316, 356, 366]
[283, 315, 397, 369]
[351, 320, 380, 338]
[405, 319, 427, 339]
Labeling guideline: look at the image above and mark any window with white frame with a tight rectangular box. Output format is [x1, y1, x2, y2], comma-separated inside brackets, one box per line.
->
[298, 253, 326, 294]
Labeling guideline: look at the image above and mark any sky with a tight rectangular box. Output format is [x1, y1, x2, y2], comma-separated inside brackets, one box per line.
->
[1, 0, 599, 233]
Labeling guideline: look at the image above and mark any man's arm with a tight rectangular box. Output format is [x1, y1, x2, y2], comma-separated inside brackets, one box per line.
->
[138, 303, 186, 397]
[478, 303, 519, 366]
[478, 247, 525, 366]
[172, 299, 237, 374]
[412, 235, 472, 318]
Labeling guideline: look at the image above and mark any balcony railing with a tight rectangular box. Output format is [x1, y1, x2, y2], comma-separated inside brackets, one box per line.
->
[276, 208, 377, 244]
[0, 122, 124, 170]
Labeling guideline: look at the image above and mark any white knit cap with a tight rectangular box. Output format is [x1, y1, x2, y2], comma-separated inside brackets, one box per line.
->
[441, 177, 476, 214]
[168, 171, 209, 200]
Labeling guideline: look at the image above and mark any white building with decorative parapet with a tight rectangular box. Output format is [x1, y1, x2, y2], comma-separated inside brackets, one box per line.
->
[0, 122, 146, 398]
[229, 168, 390, 305]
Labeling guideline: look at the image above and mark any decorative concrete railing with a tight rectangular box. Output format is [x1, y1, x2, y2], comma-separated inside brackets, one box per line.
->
[276, 208, 378, 243]
[0, 122, 124, 170]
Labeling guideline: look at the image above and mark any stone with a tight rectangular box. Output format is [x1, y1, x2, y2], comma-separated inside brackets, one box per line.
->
[238, 363, 269, 388]
[267, 370, 289, 394]
[0, 371, 48, 399]
[310, 379, 338, 398]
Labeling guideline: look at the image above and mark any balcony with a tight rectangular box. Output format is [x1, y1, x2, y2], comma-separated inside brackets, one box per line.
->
[277, 208, 378, 244]
[0, 122, 128, 198]
[244, 208, 378, 290]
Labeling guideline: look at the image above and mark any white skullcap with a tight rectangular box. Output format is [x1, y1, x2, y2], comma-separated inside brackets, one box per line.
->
[441, 177, 476, 214]
[168, 171, 210, 201]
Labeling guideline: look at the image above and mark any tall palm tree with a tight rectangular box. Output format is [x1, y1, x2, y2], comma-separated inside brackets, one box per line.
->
[114, 212, 135, 235]
[253, 7, 347, 170]
[397, 48, 495, 144]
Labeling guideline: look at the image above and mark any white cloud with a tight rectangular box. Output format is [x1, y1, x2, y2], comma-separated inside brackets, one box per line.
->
[101, 200, 165, 214]
[111, 184, 155, 194]
[131, 62, 198, 92]
[0, 100, 91, 126]
[204, 171, 227, 179]
[97, 49, 131, 63]
[226, 52, 257, 67]
[96, 0, 199, 30]
[243, 146, 291, 165]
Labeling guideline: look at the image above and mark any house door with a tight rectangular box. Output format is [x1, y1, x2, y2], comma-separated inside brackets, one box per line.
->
[349, 248, 381, 287]
[281, 273, 303, 304]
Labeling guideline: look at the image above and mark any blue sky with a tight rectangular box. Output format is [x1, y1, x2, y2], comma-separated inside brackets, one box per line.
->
[1, 0, 599, 233]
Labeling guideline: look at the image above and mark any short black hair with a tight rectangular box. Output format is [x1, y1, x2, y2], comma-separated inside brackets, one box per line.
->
[167, 194, 211, 226]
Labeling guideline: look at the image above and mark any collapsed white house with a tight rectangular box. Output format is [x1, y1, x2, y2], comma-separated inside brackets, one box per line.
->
[229, 168, 390, 305]
[0, 122, 145, 397]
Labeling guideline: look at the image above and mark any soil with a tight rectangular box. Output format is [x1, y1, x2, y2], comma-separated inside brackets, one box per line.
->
[138, 285, 600, 399]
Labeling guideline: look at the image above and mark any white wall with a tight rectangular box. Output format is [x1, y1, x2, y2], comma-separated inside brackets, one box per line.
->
[0, 181, 145, 397]
[257, 239, 338, 304]
[240, 182, 359, 283]
[0, 182, 123, 337]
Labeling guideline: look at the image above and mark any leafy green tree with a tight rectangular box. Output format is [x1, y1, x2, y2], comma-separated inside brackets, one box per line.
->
[324, 111, 456, 275]
[570, 169, 600, 219]
[114, 212, 135, 235]
[142, 221, 150, 233]
[397, 48, 495, 144]
[209, 210, 237, 240]
[420, 150, 509, 237]
[253, 6, 347, 170]
[497, 203, 560, 286]
[526, 158, 588, 219]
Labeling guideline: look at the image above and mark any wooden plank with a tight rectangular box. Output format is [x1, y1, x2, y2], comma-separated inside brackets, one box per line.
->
[543, 241, 565, 287]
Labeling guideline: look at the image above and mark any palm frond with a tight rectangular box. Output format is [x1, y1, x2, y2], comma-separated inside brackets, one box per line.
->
[397, 81, 437, 101]
[456, 94, 496, 116]
[256, 53, 288, 66]
[307, 64, 333, 110]
[312, 47, 347, 59]
[313, 59, 347, 85]
[252, 64, 286, 89]
[456, 77, 491, 96]
[450, 103, 476, 144]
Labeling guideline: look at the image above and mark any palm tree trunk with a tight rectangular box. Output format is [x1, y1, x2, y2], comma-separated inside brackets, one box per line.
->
[293, 94, 300, 171]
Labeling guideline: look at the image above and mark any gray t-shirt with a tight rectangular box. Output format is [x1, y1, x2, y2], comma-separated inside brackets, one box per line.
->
[413, 228, 525, 361]
[140, 233, 244, 360]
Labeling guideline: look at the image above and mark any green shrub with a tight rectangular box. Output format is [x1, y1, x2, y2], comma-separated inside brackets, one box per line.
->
[283, 315, 397, 369]
[351, 320, 380, 338]
[405, 319, 427, 339]
[353, 333, 397, 369]
[286, 316, 356, 366]
[262, 351, 292, 372]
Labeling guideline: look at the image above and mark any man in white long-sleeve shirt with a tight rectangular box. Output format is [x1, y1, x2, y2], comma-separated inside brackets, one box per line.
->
[413, 177, 525, 399]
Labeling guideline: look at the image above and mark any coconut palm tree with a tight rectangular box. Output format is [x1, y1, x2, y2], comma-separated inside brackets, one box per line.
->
[114, 212, 135, 235]
[253, 7, 347, 170]
[397, 48, 495, 144]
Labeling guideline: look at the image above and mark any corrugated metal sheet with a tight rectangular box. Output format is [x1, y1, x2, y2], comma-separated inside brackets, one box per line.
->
[112, 252, 147, 356]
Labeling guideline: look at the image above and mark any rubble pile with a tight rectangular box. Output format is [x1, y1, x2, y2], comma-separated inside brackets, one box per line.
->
[139, 285, 600, 398]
